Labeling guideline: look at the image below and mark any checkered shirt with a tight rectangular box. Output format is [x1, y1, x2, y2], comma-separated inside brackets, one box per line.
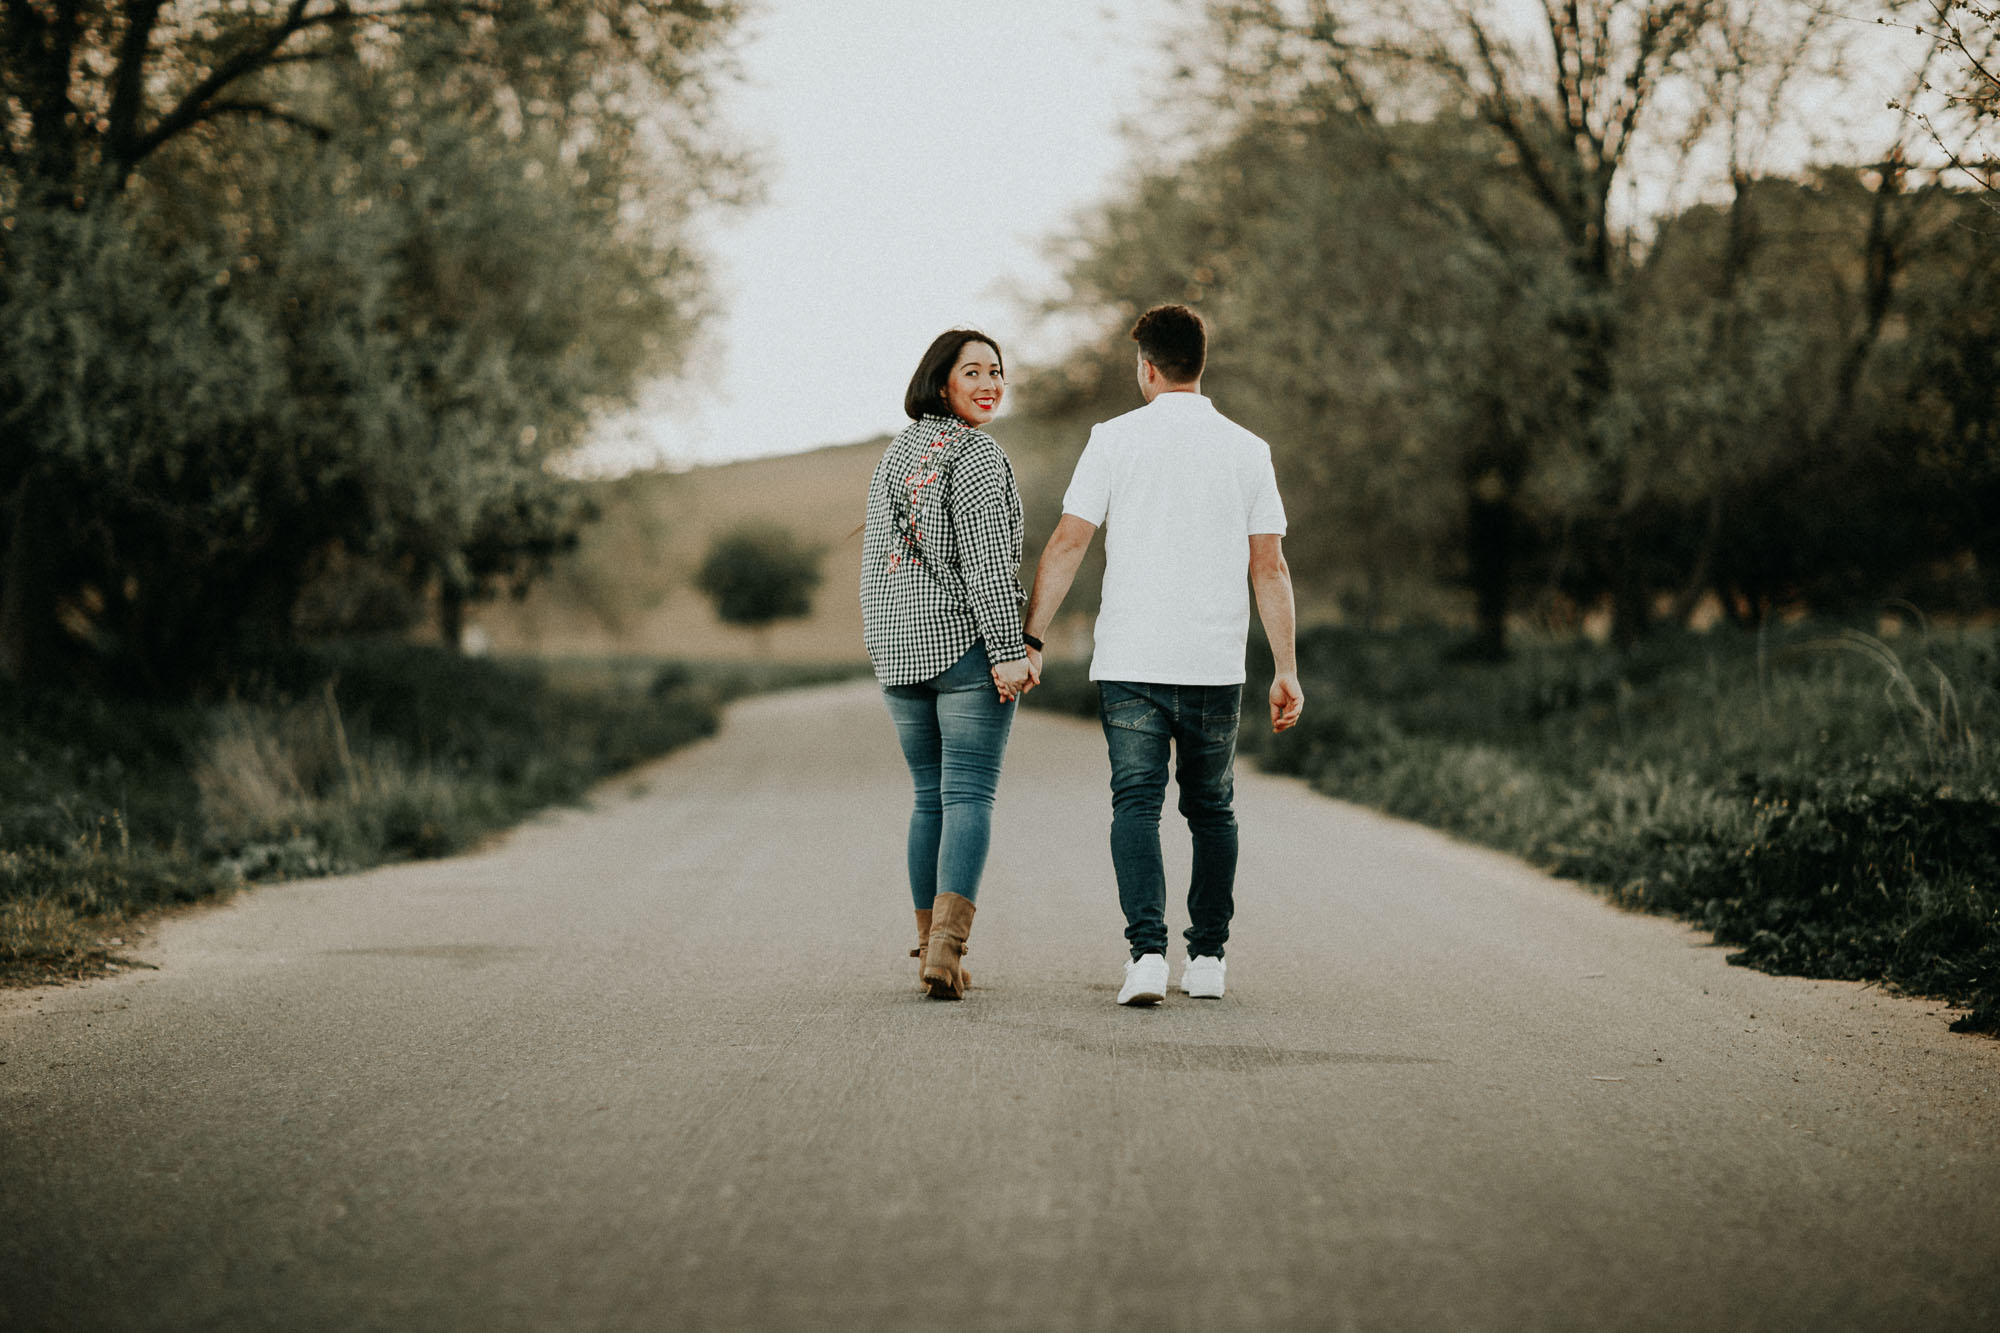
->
[860, 414, 1027, 686]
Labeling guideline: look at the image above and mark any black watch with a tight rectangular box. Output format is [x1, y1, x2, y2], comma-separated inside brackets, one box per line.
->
[1022, 633, 1044, 652]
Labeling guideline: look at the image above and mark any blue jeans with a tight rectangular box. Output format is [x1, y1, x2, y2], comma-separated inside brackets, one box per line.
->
[1098, 680, 1242, 960]
[883, 642, 1015, 908]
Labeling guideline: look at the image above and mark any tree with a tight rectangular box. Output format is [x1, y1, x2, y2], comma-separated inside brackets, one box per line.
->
[1032, 0, 1995, 641]
[695, 525, 822, 634]
[1618, 171, 1991, 618]
[0, 1, 746, 209]
[1, 2, 752, 689]
[1227, 0, 1726, 643]
[1033, 58, 1581, 643]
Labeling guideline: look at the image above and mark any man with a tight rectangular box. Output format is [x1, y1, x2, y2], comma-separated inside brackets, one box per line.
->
[1022, 304, 1303, 1006]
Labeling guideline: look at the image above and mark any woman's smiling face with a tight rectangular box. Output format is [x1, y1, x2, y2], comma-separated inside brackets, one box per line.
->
[941, 341, 1004, 426]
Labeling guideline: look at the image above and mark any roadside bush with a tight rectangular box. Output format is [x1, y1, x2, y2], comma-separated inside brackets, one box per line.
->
[1256, 623, 2000, 1032]
[1, 642, 727, 983]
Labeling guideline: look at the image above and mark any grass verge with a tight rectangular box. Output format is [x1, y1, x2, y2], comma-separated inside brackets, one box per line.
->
[1027, 622, 2000, 1033]
[1, 643, 862, 985]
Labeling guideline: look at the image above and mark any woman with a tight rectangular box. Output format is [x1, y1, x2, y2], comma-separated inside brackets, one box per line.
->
[860, 329, 1038, 1000]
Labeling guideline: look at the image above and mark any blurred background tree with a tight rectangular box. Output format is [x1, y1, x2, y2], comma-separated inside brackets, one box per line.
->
[694, 523, 822, 636]
[1020, 0, 1998, 651]
[0, 1, 752, 691]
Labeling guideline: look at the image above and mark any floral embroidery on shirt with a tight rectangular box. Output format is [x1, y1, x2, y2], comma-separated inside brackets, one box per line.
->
[860, 415, 1027, 685]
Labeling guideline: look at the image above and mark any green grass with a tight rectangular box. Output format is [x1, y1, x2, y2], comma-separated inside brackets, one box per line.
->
[0, 644, 860, 984]
[1028, 621, 2000, 1032]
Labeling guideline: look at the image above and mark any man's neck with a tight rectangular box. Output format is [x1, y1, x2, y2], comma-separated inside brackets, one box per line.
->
[1145, 380, 1202, 402]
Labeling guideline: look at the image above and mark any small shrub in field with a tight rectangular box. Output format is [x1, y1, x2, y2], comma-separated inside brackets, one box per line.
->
[695, 524, 823, 629]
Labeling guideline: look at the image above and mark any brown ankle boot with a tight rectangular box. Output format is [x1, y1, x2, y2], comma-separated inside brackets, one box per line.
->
[921, 892, 976, 1000]
[911, 905, 973, 992]
[910, 909, 932, 991]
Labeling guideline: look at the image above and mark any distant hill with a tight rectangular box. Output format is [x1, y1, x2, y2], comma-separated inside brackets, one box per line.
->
[470, 419, 1101, 663]
[472, 439, 886, 661]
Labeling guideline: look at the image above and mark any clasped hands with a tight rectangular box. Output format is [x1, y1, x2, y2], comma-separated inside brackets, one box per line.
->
[991, 647, 1042, 703]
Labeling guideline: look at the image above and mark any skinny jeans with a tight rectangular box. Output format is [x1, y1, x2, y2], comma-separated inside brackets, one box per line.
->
[882, 641, 1015, 908]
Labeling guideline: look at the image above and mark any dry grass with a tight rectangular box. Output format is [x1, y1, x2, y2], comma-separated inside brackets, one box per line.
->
[194, 683, 359, 847]
[0, 895, 117, 977]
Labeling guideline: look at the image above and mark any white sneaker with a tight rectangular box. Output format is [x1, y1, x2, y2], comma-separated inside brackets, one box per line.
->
[1117, 953, 1169, 1006]
[1181, 955, 1226, 998]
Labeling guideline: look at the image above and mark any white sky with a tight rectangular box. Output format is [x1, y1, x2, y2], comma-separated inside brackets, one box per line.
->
[581, 0, 1177, 473]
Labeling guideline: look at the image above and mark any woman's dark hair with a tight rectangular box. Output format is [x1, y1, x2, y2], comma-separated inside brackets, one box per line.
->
[1131, 304, 1206, 383]
[904, 328, 1005, 421]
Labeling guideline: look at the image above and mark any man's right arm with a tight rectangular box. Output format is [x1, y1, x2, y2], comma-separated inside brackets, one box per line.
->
[1250, 533, 1304, 732]
[1022, 513, 1099, 678]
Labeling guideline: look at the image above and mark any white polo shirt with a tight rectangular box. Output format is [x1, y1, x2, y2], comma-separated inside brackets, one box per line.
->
[1060, 392, 1287, 685]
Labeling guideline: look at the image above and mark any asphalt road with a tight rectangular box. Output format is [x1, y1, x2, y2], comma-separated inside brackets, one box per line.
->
[3, 680, 1998, 1332]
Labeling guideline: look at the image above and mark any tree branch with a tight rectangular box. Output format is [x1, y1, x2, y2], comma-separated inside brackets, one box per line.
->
[13, 0, 84, 192]
[1587, 0, 1615, 126]
[123, 0, 316, 175]
[187, 98, 335, 141]
[1544, 0, 1587, 146]
[1304, 20, 1547, 293]
[105, 0, 168, 166]
[264, 49, 337, 68]
[1601, 3, 1705, 180]
[1452, 7, 1575, 234]
[115, 0, 515, 181]
[1944, 13, 2000, 102]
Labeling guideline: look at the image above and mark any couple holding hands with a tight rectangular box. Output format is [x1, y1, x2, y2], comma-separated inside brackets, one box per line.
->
[860, 305, 1304, 1005]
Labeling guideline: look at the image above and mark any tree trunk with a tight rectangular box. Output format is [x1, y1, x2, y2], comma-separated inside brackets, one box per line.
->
[437, 580, 467, 654]
[1608, 526, 1650, 652]
[0, 466, 63, 688]
[1669, 494, 1723, 627]
[1465, 470, 1515, 661]
[1829, 158, 1911, 435]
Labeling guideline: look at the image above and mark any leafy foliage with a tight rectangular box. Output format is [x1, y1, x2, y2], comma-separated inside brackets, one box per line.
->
[0, 1, 753, 690]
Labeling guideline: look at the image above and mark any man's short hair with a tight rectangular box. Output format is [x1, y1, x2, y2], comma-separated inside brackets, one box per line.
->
[1130, 304, 1206, 384]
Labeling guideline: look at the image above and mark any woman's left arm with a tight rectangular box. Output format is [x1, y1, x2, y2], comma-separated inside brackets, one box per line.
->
[949, 443, 1028, 665]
